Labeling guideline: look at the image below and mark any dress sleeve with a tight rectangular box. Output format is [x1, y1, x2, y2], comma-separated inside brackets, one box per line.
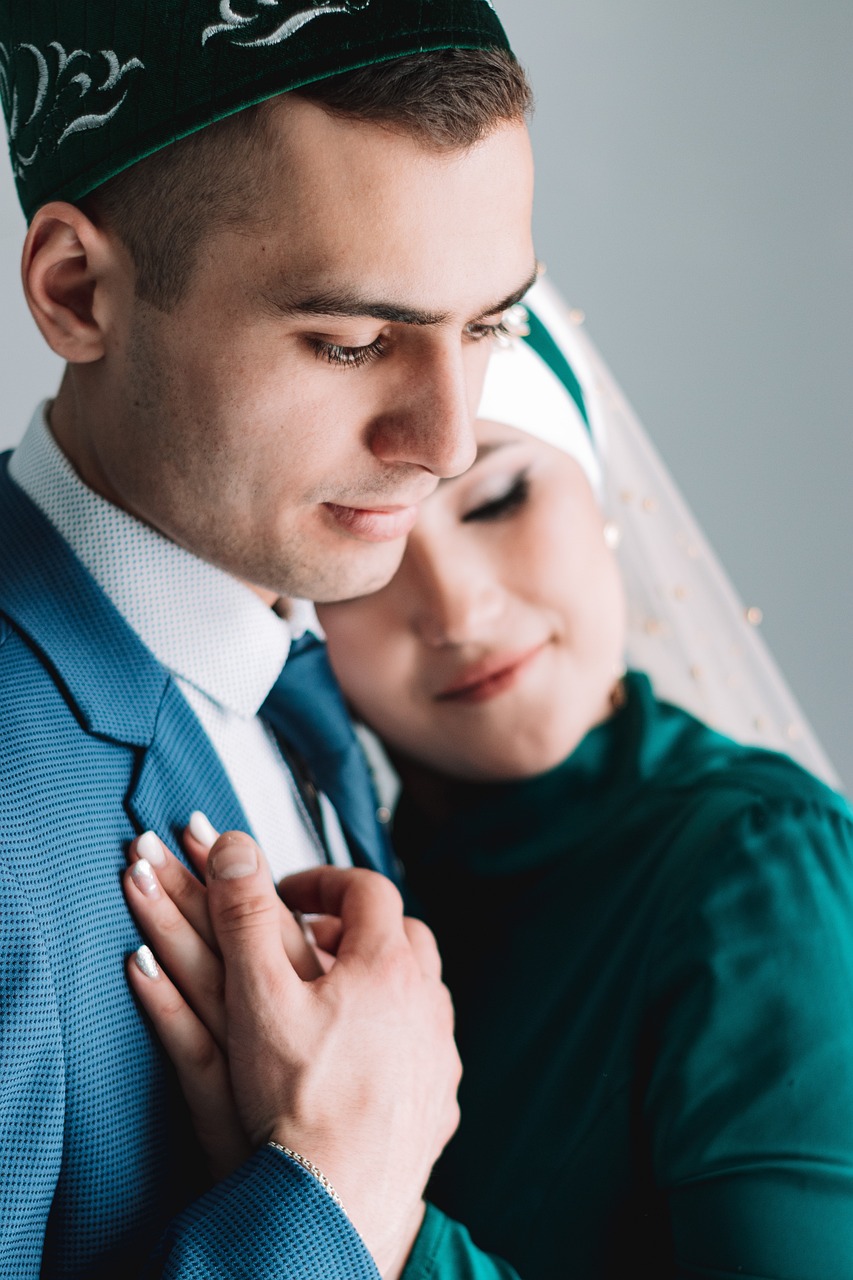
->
[644, 789, 853, 1279]
[402, 1204, 522, 1280]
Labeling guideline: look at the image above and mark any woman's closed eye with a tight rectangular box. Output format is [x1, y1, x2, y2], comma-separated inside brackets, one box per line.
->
[462, 471, 530, 523]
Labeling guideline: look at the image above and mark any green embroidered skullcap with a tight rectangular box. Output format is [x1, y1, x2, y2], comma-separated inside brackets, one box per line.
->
[0, 1, 512, 220]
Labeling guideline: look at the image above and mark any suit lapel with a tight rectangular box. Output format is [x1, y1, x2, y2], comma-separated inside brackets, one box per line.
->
[125, 679, 254, 856]
[0, 456, 166, 744]
[0, 457, 253, 856]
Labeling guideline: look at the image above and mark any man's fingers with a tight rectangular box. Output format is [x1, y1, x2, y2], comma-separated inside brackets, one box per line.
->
[283, 910, 326, 980]
[283, 898, 437, 979]
[403, 915, 443, 981]
[177, 818, 323, 979]
[279, 867, 440, 975]
[123, 858, 227, 1048]
[126, 947, 251, 1181]
[128, 830, 216, 951]
[278, 865, 407, 961]
[301, 914, 343, 962]
[206, 831, 305, 997]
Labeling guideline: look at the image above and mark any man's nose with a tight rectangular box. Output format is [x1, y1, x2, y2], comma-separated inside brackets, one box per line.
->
[367, 343, 483, 478]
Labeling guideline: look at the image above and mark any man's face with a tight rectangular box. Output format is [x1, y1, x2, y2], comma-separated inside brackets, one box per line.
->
[86, 96, 536, 602]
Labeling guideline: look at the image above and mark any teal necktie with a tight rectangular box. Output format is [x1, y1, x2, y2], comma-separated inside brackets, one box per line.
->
[260, 633, 397, 880]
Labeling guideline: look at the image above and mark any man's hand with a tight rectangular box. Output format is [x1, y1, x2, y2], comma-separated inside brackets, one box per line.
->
[124, 830, 461, 1278]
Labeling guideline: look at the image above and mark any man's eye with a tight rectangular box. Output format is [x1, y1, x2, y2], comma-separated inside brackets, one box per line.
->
[462, 473, 531, 523]
[465, 319, 513, 345]
[309, 337, 387, 368]
[466, 303, 531, 345]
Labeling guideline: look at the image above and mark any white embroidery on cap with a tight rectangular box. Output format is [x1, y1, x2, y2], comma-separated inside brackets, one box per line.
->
[202, 1, 371, 49]
[0, 41, 144, 180]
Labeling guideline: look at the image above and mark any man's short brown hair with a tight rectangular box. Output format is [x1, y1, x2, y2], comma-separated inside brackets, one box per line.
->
[82, 47, 533, 311]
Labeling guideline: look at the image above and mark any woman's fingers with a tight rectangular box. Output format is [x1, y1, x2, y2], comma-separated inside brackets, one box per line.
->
[128, 830, 217, 951]
[123, 856, 228, 1048]
[127, 946, 251, 1181]
[183, 810, 218, 878]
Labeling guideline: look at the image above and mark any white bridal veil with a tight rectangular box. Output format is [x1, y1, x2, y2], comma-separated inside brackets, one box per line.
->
[518, 274, 840, 789]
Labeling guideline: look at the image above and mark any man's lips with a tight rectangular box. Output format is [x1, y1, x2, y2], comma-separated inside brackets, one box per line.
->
[323, 502, 419, 542]
[435, 642, 548, 704]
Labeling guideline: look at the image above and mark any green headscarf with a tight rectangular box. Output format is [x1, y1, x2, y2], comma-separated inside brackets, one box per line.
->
[0, 1, 511, 220]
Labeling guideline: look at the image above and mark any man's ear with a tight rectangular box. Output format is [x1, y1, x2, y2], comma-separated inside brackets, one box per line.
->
[21, 201, 127, 365]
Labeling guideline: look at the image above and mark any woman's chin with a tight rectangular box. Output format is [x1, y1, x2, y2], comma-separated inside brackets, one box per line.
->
[439, 731, 588, 784]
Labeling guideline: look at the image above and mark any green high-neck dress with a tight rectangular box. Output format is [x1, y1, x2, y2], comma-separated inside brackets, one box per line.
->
[397, 672, 853, 1279]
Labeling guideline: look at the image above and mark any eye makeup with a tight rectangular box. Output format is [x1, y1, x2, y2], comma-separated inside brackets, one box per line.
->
[462, 469, 531, 523]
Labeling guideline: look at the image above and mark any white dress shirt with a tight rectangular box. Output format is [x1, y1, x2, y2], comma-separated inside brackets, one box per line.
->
[9, 403, 352, 879]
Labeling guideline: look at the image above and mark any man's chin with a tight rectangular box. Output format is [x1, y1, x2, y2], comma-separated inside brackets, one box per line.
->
[308, 539, 407, 605]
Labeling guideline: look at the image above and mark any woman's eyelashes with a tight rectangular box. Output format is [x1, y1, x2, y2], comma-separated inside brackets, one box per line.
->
[462, 471, 531, 523]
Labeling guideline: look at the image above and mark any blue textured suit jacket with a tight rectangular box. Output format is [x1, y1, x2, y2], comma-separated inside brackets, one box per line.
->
[0, 455, 384, 1278]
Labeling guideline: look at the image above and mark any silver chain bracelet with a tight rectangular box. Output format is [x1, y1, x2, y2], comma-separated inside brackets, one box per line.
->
[267, 1141, 344, 1211]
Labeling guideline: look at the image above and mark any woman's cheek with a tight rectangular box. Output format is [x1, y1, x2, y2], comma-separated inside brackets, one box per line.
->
[321, 610, 378, 697]
[361, 640, 419, 738]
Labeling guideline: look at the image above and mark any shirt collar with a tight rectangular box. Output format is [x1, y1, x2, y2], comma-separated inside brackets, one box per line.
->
[9, 403, 321, 717]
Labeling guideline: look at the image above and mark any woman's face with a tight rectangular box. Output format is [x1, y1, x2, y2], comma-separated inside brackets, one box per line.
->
[317, 418, 627, 782]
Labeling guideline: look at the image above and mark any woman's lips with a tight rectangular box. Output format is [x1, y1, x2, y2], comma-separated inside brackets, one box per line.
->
[435, 642, 547, 705]
[323, 502, 419, 542]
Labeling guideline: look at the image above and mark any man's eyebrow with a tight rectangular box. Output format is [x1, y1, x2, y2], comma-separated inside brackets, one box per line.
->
[269, 262, 541, 328]
[277, 292, 446, 326]
[482, 263, 542, 322]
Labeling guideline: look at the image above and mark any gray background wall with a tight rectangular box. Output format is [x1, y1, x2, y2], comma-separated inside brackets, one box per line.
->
[494, 0, 852, 790]
[0, 1, 850, 789]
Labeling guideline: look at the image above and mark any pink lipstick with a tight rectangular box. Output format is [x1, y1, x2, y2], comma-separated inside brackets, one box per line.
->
[436, 642, 547, 705]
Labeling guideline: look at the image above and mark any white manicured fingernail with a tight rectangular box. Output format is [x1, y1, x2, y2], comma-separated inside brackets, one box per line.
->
[134, 945, 160, 980]
[188, 810, 219, 849]
[131, 858, 160, 898]
[137, 830, 166, 866]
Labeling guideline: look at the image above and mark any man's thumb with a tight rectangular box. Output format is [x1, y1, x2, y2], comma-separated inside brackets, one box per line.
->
[208, 830, 260, 882]
[206, 832, 286, 981]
